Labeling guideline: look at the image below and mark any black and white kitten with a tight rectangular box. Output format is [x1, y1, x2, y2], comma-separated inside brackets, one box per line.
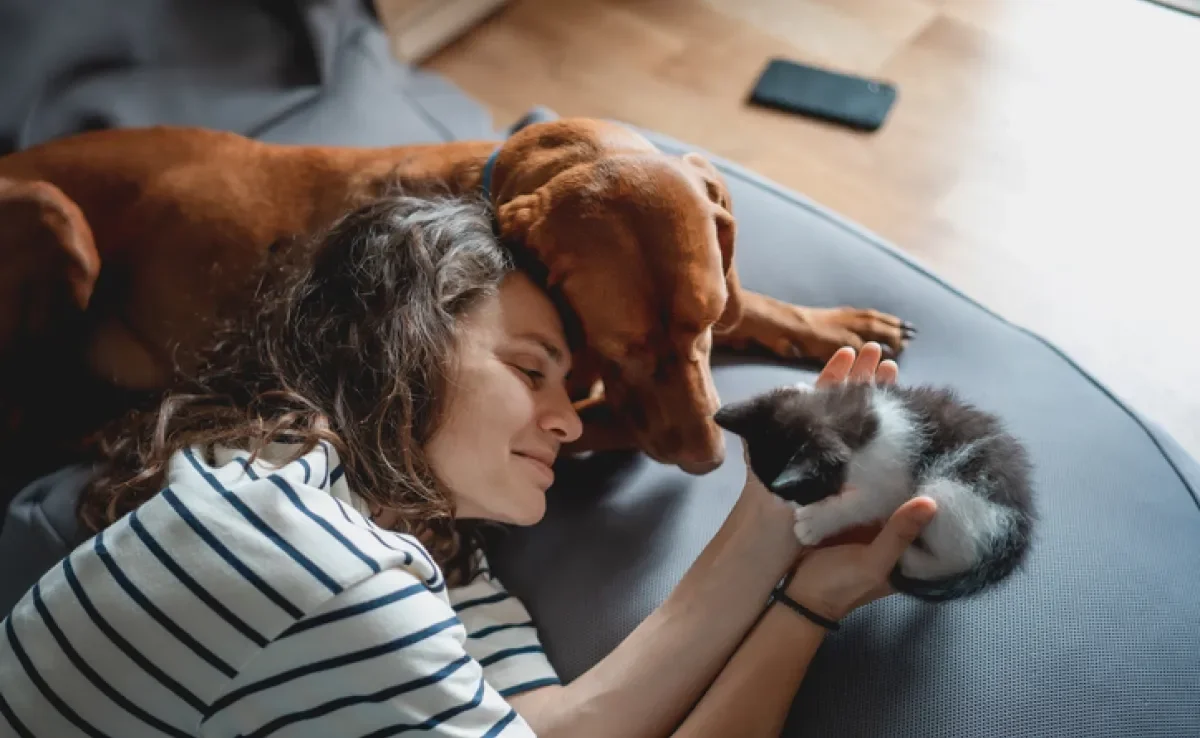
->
[714, 381, 1036, 601]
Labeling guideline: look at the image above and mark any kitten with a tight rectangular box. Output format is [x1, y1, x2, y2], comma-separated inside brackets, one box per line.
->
[714, 381, 1036, 601]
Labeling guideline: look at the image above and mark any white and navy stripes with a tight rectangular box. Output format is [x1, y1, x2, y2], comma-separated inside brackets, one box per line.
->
[0, 441, 555, 737]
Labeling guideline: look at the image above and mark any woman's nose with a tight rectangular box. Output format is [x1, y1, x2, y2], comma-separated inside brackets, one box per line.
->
[541, 386, 584, 443]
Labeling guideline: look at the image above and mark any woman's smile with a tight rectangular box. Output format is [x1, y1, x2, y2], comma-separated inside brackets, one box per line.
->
[513, 449, 556, 488]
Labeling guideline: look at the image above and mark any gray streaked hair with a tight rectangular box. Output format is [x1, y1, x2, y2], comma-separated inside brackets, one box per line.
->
[82, 191, 513, 583]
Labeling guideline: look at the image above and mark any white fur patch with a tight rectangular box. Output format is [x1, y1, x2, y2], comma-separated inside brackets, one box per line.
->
[842, 390, 918, 507]
[899, 475, 1014, 579]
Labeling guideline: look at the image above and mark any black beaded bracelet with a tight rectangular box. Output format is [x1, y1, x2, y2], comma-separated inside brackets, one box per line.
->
[768, 574, 841, 631]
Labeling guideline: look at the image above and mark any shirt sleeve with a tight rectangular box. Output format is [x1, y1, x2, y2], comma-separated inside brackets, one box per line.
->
[201, 567, 537, 738]
[449, 562, 561, 699]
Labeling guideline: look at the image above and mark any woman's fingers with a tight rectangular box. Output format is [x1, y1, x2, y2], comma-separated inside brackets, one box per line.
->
[815, 347, 857, 388]
[816, 342, 900, 390]
[864, 496, 938, 575]
[849, 342, 884, 383]
[875, 359, 899, 386]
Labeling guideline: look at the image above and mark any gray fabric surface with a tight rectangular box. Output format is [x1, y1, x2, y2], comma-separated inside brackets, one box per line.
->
[0, 0, 496, 153]
[0, 465, 91, 616]
[484, 117, 1200, 736]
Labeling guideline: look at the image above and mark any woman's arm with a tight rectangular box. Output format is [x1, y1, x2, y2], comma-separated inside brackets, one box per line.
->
[672, 595, 828, 738]
[511, 488, 937, 738]
[509, 475, 803, 738]
[670, 495, 938, 738]
[508, 344, 911, 738]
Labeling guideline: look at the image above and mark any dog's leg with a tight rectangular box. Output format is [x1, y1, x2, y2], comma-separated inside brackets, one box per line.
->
[0, 178, 104, 479]
[715, 291, 914, 362]
[0, 179, 100, 349]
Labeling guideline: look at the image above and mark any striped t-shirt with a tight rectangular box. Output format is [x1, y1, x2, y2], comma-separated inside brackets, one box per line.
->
[0, 441, 558, 737]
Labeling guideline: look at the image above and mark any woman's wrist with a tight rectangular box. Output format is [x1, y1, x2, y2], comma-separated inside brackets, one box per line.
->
[764, 591, 834, 642]
[728, 483, 802, 563]
[772, 570, 843, 629]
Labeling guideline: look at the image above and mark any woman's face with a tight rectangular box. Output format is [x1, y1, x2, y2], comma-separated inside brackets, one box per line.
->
[425, 271, 583, 525]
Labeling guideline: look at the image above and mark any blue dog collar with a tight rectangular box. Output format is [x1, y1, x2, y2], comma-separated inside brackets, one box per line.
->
[480, 145, 501, 203]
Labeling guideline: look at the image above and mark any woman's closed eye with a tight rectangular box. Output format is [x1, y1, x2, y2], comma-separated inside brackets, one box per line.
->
[510, 361, 547, 389]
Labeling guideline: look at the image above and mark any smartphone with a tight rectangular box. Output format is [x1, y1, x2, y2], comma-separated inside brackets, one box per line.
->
[747, 58, 898, 132]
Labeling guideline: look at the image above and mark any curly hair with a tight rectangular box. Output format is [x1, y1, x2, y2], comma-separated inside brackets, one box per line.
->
[77, 191, 515, 583]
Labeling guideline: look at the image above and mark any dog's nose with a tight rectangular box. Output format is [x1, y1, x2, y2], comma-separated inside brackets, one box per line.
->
[679, 457, 722, 475]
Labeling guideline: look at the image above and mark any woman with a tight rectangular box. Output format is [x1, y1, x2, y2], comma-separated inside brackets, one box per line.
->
[0, 192, 935, 737]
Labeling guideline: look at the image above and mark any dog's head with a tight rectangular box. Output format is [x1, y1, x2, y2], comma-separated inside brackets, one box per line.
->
[492, 119, 743, 473]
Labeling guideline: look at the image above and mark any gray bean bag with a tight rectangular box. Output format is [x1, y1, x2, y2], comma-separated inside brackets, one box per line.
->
[3, 3, 1198, 736]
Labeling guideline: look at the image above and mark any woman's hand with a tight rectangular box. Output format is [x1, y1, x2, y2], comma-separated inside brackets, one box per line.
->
[784, 496, 937, 622]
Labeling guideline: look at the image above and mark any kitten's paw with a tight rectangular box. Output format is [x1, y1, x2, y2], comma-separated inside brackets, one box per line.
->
[792, 505, 827, 546]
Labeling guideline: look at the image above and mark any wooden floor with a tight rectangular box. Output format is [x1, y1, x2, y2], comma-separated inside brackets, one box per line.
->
[425, 0, 1200, 459]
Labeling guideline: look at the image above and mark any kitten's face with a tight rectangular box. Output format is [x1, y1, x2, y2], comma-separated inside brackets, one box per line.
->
[714, 385, 868, 505]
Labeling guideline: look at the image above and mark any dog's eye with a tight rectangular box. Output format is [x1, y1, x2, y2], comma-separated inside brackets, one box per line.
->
[704, 179, 722, 204]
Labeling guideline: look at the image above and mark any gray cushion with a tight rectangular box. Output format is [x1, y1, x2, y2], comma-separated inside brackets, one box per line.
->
[0, 0, 496, 153]
[0, 464, 92, 615]
[484, 120, 1200, 736]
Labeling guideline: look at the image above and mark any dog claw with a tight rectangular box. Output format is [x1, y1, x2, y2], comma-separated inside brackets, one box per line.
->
[788, 344, 806, 359]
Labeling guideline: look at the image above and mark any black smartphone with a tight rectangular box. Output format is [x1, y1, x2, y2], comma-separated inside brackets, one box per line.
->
[747, 58, 898, 132]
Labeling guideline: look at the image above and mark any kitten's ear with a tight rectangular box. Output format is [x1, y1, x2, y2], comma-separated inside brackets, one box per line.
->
[713, 392, 776, 438]
[772, 434, 852, 500]
[773, 455, 815, 492]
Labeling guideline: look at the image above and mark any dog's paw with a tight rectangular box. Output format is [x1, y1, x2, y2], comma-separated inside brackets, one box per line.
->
[789, 306, 915, 362]
[792, 505, 830, 546]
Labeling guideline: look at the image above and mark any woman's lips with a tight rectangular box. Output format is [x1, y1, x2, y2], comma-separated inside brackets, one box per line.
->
[514, 452, 555, 486]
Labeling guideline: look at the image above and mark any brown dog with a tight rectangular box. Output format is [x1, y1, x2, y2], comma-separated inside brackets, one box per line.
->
[0, 117, 910, 479]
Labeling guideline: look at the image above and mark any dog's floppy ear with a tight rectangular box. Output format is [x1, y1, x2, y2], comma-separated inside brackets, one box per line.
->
[496, 191, 547, 244]
[682, 153, 743, 334]
[495, 171, 586, 284]
[713, 212, 743, 334]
